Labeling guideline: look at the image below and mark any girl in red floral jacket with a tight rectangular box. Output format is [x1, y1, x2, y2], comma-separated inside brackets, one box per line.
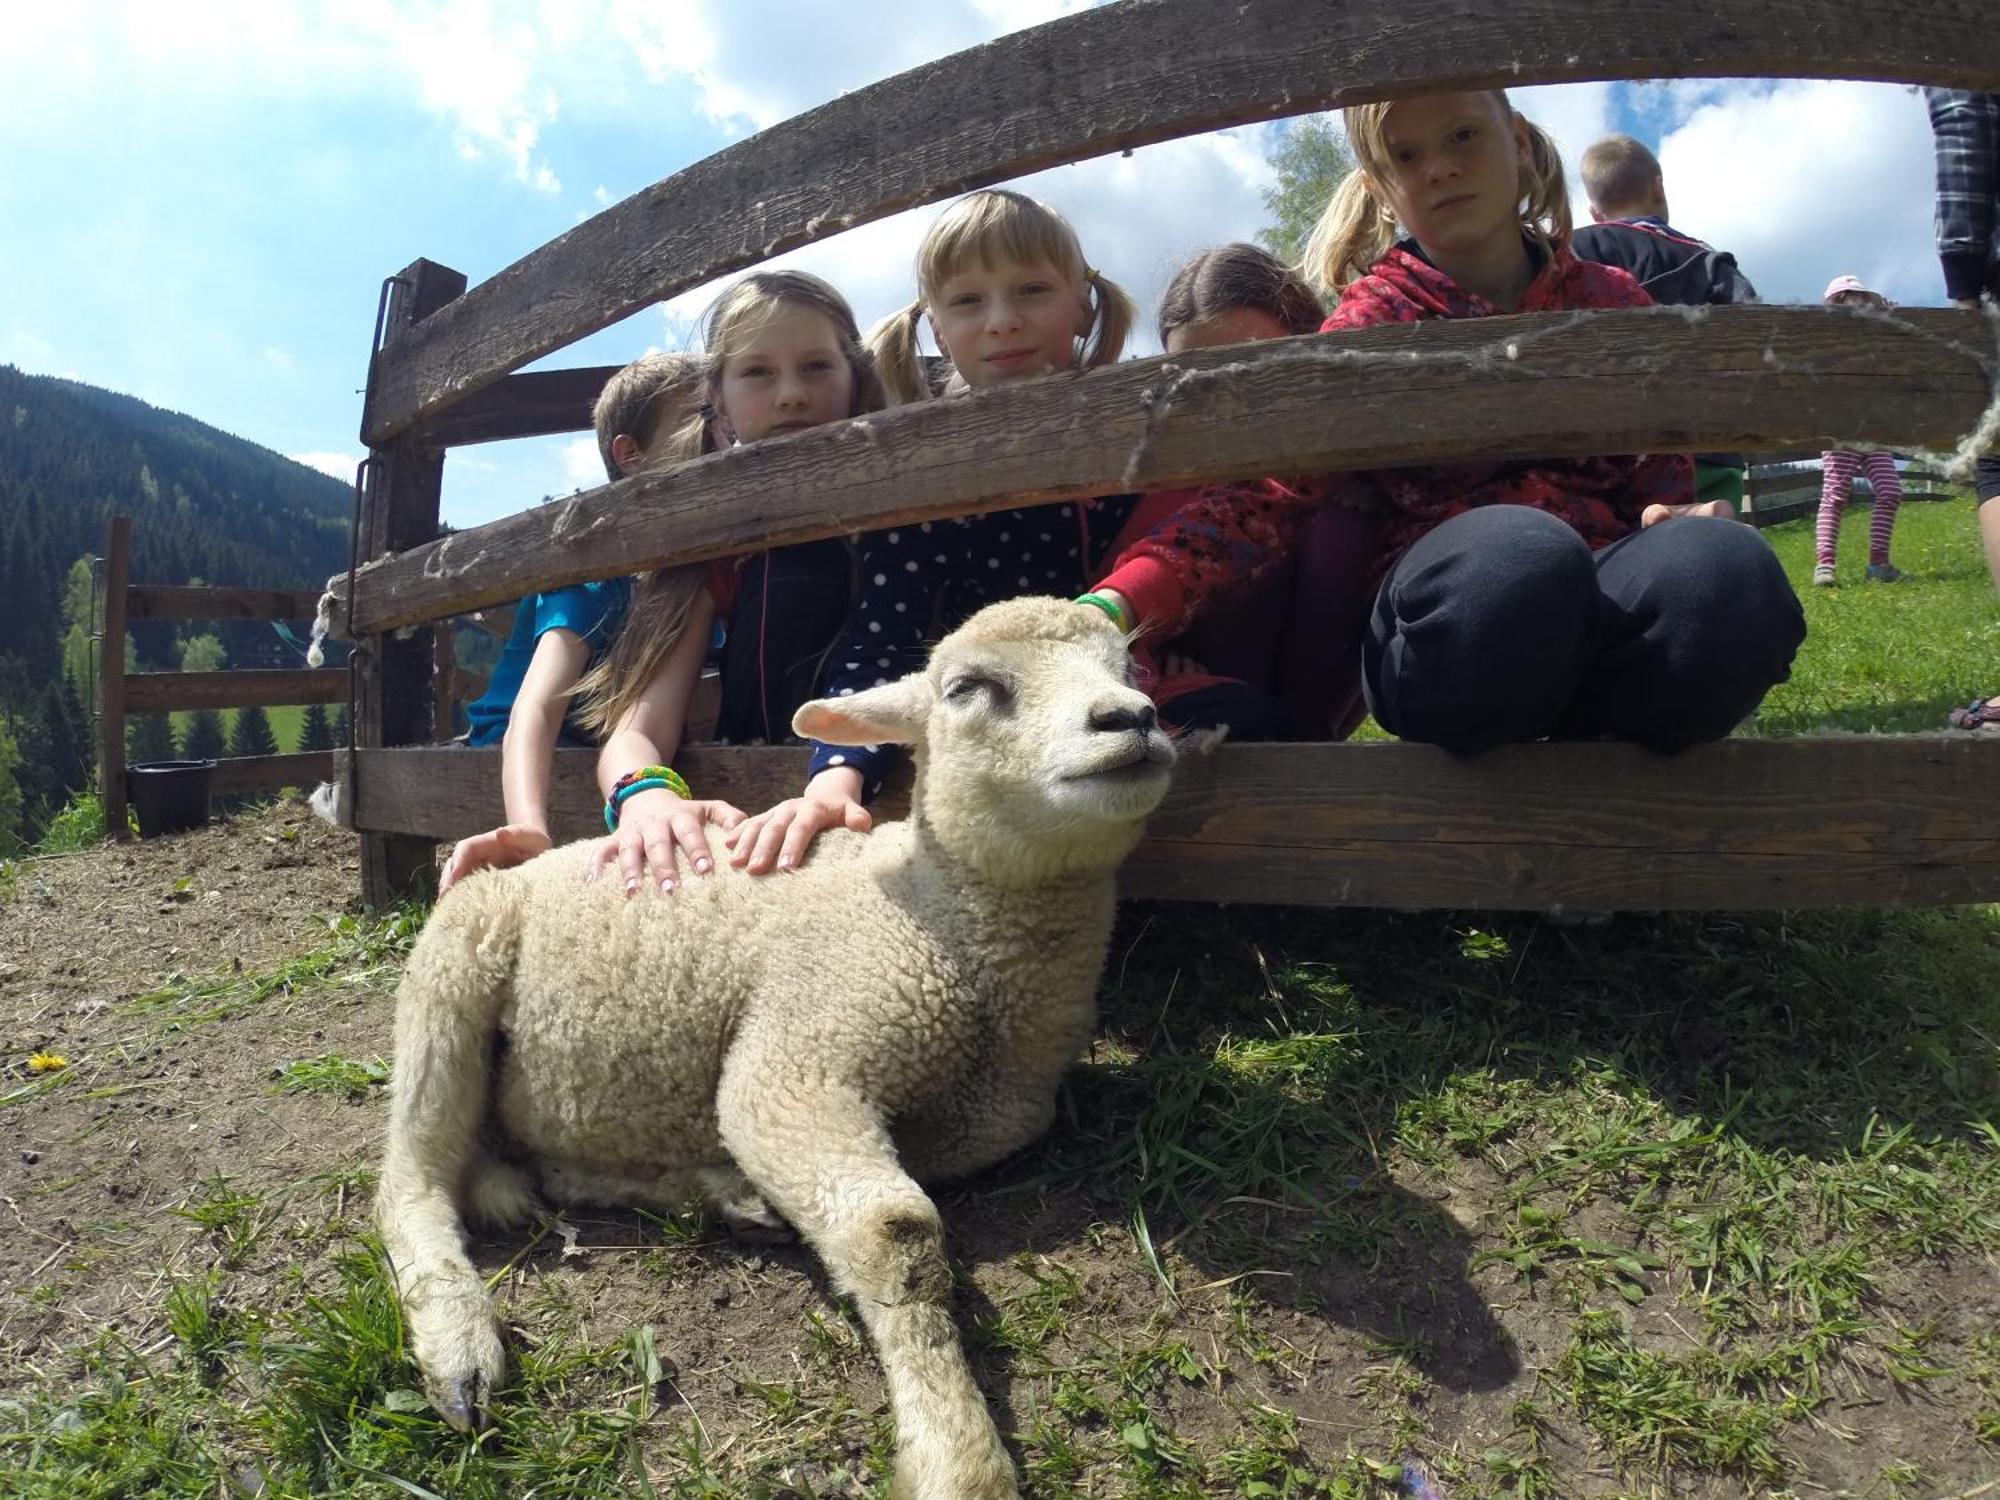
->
[1092, 91, 1803, 753]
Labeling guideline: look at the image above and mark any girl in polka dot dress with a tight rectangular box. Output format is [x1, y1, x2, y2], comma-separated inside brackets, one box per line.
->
[725, 189, 1138, 874]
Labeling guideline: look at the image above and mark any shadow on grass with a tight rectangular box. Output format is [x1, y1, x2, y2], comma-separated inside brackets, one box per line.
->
[932, 898, 2000, 1400]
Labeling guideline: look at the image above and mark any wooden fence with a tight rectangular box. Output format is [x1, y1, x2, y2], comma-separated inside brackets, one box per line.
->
[323, 0, 2000, 911]
[99, 516, 345, 836]
[1743, 456, 1963, 528]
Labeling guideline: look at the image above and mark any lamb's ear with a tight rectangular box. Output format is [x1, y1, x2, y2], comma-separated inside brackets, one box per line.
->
[793, 675, 932, 746]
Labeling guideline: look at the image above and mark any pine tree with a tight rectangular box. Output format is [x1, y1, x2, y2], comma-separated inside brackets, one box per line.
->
[127, 712, 179, 764]
[1256, 114, 1355, 269]
[39, 677, 91, 810]
[183, 709, 227, 761]
[329, 704, 351, 746]
[228, 704, 279, 760]
[0, 718, 25, 855]
[297, 700, 334, 754]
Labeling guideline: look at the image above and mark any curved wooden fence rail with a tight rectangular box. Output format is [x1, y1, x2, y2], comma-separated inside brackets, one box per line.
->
[361, 0, 2000, 442]
[333, 0, 2000, 907]
[330, 307, 1995, 634]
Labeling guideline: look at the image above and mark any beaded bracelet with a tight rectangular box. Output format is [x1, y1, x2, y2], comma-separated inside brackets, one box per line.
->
[604, 764, 692, 832]
[1074, 590, 1132, 634]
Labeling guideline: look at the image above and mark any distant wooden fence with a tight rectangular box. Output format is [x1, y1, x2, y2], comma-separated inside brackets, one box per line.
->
[1742, 453, 1963, 527]
[98, 517, 344, 837]
[97, 517, 518, 836]
[321, 0, 2000, 910]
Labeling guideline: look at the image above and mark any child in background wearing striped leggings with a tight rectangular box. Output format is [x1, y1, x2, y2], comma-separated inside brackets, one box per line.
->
[1812, 276, 1906, 587]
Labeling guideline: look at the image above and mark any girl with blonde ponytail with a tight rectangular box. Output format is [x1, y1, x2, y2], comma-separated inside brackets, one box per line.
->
[729, 190, 1142, 875]
[1093, 90, 1803, 760]
[864, 188, 1133, 403]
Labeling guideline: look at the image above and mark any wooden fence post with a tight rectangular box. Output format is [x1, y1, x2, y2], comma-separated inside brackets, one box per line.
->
[100, 516, 132, 840]
[356, 258, 467, 909]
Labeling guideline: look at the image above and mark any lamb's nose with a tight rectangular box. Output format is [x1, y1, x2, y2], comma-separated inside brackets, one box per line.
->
[1088, 700, 1157, 735]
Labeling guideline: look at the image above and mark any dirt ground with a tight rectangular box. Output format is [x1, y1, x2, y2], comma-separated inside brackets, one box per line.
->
[2, 803, 1995, 1496]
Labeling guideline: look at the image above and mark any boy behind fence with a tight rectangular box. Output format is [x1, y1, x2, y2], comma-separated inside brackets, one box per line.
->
[1570, 133, 1757, 510]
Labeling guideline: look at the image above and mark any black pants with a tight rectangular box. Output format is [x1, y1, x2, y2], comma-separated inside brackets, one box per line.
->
[716, 539, 855, 744]
[1364, 506, 1805, 754]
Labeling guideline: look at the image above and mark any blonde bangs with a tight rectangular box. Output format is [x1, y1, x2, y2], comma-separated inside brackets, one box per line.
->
[915, 190, 1087, 298]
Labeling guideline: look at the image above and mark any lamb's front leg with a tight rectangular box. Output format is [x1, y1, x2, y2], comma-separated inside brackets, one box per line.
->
[717, 1063, 1016, 1500]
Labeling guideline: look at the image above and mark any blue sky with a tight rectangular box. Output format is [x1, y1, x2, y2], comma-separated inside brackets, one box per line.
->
[2, 4, 1946, 533]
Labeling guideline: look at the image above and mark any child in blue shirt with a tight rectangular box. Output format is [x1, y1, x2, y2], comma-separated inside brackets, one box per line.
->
[441, 353, 706, 891]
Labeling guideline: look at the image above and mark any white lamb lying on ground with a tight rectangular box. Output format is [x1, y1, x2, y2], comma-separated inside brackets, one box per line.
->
[376, 596, 1175, 1500]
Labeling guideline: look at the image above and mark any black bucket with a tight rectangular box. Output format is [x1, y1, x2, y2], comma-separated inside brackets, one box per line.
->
[128, 759, 216, 838]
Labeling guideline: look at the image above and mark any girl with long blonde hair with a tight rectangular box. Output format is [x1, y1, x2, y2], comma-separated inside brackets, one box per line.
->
[1093, 91, 1802, 757]
[587, 270, 884, 895]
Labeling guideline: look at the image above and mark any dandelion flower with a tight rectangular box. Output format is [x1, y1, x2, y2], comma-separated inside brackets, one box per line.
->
[27, 1052, 68, 1074]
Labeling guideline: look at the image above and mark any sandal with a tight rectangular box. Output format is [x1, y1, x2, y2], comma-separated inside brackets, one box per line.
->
[1947, 697, 2000, 735]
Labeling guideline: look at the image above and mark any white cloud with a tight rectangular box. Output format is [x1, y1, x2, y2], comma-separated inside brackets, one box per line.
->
[2, 328, 60, 370]
[562, 435, 607, 487]
[288, 450, 362, 481]
[609, 0, 1074, 133]
[261, 344, 296, 372]
[651, 124, 1278, 360]
[1511, 83, 1619, 201]
[1652, 82, 1937, 305]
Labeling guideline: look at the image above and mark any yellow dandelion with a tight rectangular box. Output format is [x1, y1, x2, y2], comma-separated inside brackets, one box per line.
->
[27, 1052, 69, 1074]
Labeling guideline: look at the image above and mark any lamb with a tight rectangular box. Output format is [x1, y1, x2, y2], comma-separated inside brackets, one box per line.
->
[375, 595, 1176, 1500]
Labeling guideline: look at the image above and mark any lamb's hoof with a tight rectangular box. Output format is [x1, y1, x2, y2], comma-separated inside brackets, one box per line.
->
[889, 1447, 1018, 1500]
[430, 1369, 492, 1433]
[413, 1307, 506, 1433]
[717, 1196, 795, 1245]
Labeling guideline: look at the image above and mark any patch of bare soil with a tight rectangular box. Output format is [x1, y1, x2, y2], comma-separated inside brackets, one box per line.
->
[0, 800, 374, 1364]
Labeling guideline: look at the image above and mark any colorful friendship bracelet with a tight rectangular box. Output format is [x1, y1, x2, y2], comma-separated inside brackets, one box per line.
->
[603, 764, 693, 832]
[1074, 591, 1132, 634]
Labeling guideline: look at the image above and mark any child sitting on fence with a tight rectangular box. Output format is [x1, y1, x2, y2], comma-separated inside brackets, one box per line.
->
[441, 353, 707, 892]
[1811, 276, 1907, 587]
[1106, 242, 1380, 740]
[589, 270, 883, 894]
[1089, 89, 1805, 755]
[723, 188, 1139, 876]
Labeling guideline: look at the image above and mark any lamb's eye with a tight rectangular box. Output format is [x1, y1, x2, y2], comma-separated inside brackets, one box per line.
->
[945, 673, 1011, 707]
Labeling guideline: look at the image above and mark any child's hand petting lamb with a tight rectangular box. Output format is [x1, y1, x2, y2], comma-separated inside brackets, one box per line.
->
[438, 823, 552, 895]
[589, 789, 746, 894]
[375, 596, 1174, 1500]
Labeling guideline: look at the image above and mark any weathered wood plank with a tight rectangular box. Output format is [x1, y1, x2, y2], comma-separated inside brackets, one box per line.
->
[359, 0, 2000, 442]
[124, 669, 347, 714]
[357, 259, 467, 909]
[333, 307, 1995, 636]
[208, 751, 339, 795]
[346, 737, 2000, 911]
[416, 366, 621, 447]
[100, 517, 132, 841]
[125, 584, 323, 622]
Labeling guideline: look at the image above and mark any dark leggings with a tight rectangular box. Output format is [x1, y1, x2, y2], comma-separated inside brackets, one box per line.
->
[1364, 506, 1805, 754]
[715, 540, 854, 744]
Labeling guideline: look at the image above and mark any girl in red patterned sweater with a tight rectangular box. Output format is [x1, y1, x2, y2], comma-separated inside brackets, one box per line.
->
[1092, 91, 1803, 753]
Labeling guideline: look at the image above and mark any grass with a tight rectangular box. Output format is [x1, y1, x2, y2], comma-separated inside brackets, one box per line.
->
[123, 905, 422, 1028]
[271, 1052, 390, 1099]
[1749, 496, 2000, 735]
[167, 704, 309, 756]
[1, 501, 1995, 1496]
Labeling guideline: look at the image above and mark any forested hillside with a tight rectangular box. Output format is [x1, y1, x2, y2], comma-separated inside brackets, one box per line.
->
[0, 364, 354, 851]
